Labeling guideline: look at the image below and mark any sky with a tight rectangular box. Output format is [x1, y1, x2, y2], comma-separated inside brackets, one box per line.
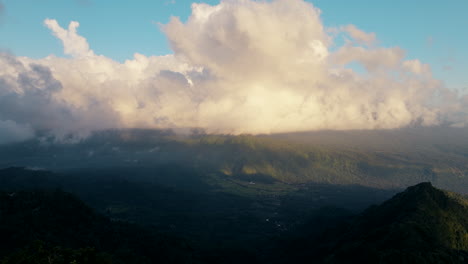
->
[0, 0, 467, 142]
[1, 0, 466, 90]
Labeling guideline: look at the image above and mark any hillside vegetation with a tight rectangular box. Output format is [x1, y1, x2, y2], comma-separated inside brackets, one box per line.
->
[274, 182, 468, 263]
[0, 189, 192, 264]
[1, 128, 467, 192]
[1, 172, 468, 263]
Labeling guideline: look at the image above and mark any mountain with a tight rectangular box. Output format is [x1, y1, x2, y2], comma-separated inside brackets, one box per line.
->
[1, 165, 468, 263]
[288, 182, 468, 263]
[1, 128, 468, 192]
[0, 189, 193, 264]
[0, 167, 396, 255]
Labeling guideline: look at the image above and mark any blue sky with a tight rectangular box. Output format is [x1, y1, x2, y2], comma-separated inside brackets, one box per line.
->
[0, 0, 467, 91]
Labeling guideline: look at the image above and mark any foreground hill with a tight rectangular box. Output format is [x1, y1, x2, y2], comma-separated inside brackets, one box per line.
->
[0, 189, 192, 264]
[0, 167, 396, 255]
[1, 165, 468, 263]
[277, 182, 468, 263]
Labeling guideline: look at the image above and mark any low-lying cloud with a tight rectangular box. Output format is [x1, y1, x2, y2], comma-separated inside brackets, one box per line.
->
[0, 0, 467, 143]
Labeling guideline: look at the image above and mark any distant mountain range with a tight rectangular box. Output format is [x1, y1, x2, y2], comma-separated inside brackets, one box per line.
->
[1, 128, 468, 193]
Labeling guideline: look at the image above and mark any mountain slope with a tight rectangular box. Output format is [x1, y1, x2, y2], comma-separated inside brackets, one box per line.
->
[2, 168, 468, 263]
[2, 128, 468, 192]
[324, 182, 468, 263]
[0, 189, 193, 264]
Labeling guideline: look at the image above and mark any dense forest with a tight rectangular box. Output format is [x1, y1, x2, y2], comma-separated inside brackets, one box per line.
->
[1, 168, 468, 263]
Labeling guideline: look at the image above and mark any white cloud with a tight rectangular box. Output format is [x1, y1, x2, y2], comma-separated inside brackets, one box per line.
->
[44, 19, 94, 58]
[0, 53, 119, 141]
[163, 0, 329, 79]
[0, 0, 466, 143]
[402, 59, 431, 75]
[341, 24, 377, 46]
[331, 45, 406, 72]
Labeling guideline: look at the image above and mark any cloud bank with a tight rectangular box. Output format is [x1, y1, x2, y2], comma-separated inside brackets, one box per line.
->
[0, 0, 467, 143]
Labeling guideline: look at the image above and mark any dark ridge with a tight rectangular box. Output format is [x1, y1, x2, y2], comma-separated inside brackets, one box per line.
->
[0, 189, 193, 263]
[2, 166, 468, 263]
[323, 182, 468, 263]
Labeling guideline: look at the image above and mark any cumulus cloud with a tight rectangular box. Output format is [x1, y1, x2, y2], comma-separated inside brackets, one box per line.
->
[44, 19, 94, 58]
[341, 25, 376, 46]
[0, 53, 119, 141]
[0, 0, 466, 143]
[331, 45, 406, 72]
[402, 59, 431, 75]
